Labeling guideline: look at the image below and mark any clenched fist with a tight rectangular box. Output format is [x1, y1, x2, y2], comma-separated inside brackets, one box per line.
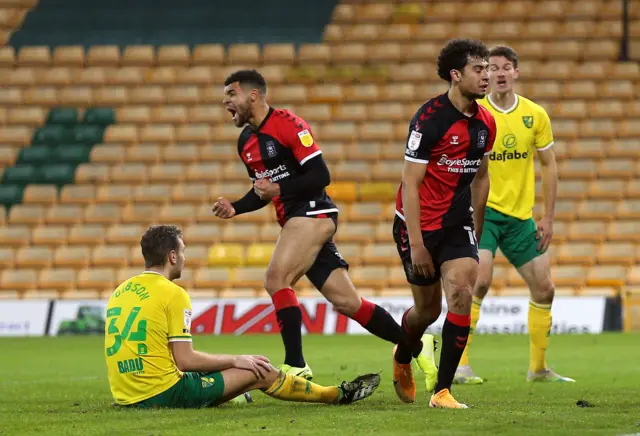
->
[212, 197, 236, 219]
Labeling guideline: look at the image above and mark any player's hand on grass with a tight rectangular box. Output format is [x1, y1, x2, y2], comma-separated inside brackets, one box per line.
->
[253, 178, 280, 200]
[536, 216, 553, 252]
[233, 355, 272, 379]
[212, 197, 236, 219]
[411, 244, 435, 277]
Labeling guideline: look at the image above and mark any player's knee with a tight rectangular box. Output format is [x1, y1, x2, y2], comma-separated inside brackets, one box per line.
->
[473, 279, 491, 299]
[327, 292, 360, 318]
[264, 266, 289, 295]
[533, 279, 555, 305]
[449, 285, 473, 314]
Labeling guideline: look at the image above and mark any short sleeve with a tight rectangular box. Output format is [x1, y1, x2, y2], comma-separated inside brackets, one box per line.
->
[485, 115, 497, 156]
[283, 117, 322, 166]
[167, 288, 192, 342]
[534, 107, 554, 151]
[405, 120, 439, 164]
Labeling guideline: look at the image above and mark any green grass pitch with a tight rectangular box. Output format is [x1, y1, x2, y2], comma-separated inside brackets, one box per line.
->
[1, 333, 639, 436]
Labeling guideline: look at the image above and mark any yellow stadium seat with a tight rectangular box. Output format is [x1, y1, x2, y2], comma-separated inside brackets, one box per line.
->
[105, 224, 144, 245]
[350, 266, 388, 290]
[359, 182, 397, 202]
[334, 222, 373, 243]
[18, 46, 51, 66]
[84, 203, 122, 225]
[333, 161, 370, 182]
[171, 183, 208, 204]
[567, 221, 607, 243]
[38, 268, 76, 290]
[232, 267, 265, 288]
[259, 222, 281, 243]
[576, 200, 617, 221]
[596, 243, 636, 266]
[246, 243, 274, 266]
[110, 163, 147, 184]
[589, 179, 626, 200]
[361, 243, 396, 265]
[149, 164, 186, 184]
[194, 267, 230, 288]
[157, 45, 190, 66]
[557, 242, 597, 266]
[8, 107, 46, 126]
[54, 246, 91, 268]
[617, 199, 640, 219]
[349, 202, 390, 223]
[192, 44, 224, 65]
[0, 269, 38, 290]
[207, 243, 245, 267]
[94, 86, 128, 106]
[15, 246, 52, 269]
[76, 268, 115, 290]
[68, 225, 105, 246]
[326, 182, 358, 202]
[96, 184, 133, 204]
[87, 45, 120, 66]
[607, 220, 640, 242]
[158, 204, 196, 226]
[22, 185, 57, 205]
[128, 246, 144, 267]
[0, 247, 14, 268]
[333, 103, 367, 122]
[8, 204, 45, 226]
[32, 225, 68, 246]
[374, 221, 394, 243]
[586, 265, 626, 288]
[92, 245, 128, 268]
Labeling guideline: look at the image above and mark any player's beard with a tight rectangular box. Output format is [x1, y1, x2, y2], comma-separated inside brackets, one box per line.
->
[234, 103, 251, 127]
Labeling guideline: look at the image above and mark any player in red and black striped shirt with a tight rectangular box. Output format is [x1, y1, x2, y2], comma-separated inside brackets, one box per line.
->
[391, 40, 496, 409]
[213, 70, 426, 383]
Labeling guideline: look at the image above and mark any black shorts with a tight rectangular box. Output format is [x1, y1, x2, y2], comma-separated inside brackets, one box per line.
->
[392, 215, 479, 286]
[303, 212, 349, 290]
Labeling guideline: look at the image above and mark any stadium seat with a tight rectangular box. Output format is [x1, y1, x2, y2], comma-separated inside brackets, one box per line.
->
[232, 267, 265, 288]
[38, 268, 76, 290]
[0, 269, 38, 290]
[32, 225, 68, 246]
[76, 268, 115, 290]
[207, 243, 244, 267]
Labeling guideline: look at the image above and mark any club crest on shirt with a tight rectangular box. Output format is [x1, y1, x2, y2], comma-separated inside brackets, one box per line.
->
[297, 129, 314, 147]
[477, 130, 488, 149]
[407, 130, 422, 151]
[266, 140, 277, 158]
[523, 116, 534, 128]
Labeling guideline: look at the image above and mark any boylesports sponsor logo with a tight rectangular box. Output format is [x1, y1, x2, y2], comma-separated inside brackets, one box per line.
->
[489, 149, 529, 161]
[437, 154, 482, 173]
[254, 164, 290, 182]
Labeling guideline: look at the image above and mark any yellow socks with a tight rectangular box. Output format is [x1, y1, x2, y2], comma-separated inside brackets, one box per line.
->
[459, 296, 482, 366]
[264, 371, 341, 404]
[528, 301, 552, 373]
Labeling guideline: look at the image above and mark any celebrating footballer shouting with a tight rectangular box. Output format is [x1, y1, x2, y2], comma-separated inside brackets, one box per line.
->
[213, 70, 437, 388]
[391, 39, 496, 409]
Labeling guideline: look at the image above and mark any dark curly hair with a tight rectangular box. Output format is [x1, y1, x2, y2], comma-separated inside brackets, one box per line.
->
[489, 45, 518, 68]
[140, 225, 183, 268]
[224, 69, 267, 94]
[437, 39, 490, 82]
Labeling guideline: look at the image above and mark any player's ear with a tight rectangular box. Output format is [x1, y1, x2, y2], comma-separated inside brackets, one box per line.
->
[450, 69, 461, 83]
[168, 250, 177, 266]
[514, 68, 520, 80]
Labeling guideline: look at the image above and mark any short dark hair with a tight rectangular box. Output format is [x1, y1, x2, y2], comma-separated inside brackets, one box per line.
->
[140, 225, 183, 268]
[436, 39, 490, 82]
[489, 45, 519, 68]
[224, 69, 267, 94]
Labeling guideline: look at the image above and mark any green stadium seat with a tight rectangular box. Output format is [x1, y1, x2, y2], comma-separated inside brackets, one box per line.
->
[18, 146, 54, 165]
[46, 108, 79, 125]
[41, 164, 76, 186]
[2, 165, 42, 185]
[52, 144, 93, 164]
[32, 125, 72, 146]
[0, 185, 24, 207]
[71, 125, 104, 144]
[83, 108, 115, 126]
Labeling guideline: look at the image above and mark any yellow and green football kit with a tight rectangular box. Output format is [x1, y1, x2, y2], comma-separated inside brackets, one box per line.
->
[477, 93, 554, 268]
[104, 271, 224, 408]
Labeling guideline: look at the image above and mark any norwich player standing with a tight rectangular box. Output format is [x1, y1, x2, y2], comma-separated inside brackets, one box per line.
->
[454, 46, 574, 384]
[104, 224, 381, 408]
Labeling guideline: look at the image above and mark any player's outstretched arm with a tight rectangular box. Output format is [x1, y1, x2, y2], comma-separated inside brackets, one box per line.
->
[170, 341, 271, 379]
[470, 156, 490, 244]
[402, 161, 435, 277]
